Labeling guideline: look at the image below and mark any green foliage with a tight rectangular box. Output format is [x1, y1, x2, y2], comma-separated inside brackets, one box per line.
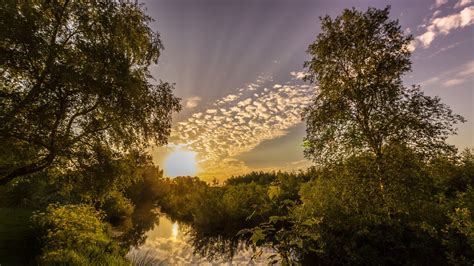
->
[157, 176, 208, 222]
[119, 165, 165, 248]
[127, 165, 167, 205]
[136, 150, 474, 265]
[31, 203, 129, 265]
[291, 149, 440, 264]
[63, 150, 148, 204]
[303, 6, 464, 164]
[430, 149, 474, 196]
[441, 187, 474, 264]
[0, 149, 152, 222]
[154, 176, 271, 259]
[101, 191, 135, 225]
[242, 148, 474, 265]
[0, 0, 181, 185]
[0, 3, 471, 265]
[0, 1, 178, 264]
[225, 171, 278, 186]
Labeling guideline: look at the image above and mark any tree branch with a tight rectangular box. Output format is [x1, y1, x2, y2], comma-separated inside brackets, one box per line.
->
[0, 153, 55, 186]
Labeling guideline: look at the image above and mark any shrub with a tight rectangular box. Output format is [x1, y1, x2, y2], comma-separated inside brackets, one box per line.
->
[102, 191, 135, 225]
[32, 203, 129, 265]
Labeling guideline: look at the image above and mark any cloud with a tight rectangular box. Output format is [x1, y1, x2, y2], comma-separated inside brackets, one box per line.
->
[168, 73, 316, 180]
[418, 31, 436, 48]
[427, 41, 463, 58]
[222, 94, 239, 102]
[455, 0, 474, 8]
[411, 6, 474, 50]
[433, 0, 449, 9]
[458, 60, 474, 76]
[290, 71, 308, 80]
[421, 60, 474, 87]
[443, 78, 465, 87]
[431, 10, 442, 19]
[184, 96, 202, 109]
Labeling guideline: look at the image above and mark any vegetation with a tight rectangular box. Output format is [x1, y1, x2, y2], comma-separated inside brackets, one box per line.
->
[0, 1, 179, 264]
[0, 0, 180, 186]
[145, 6, 472, 265]
[0, 2, 471, 265]
[32, 203, 128, 265]
[302, 7, 464, 164]
[154, 149, 473, 265]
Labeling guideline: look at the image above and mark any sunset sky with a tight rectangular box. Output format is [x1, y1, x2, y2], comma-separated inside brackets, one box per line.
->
[142, 0, 473, 181]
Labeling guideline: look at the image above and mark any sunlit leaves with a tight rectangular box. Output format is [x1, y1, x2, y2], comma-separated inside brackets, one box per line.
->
[31, 203, 127, 264]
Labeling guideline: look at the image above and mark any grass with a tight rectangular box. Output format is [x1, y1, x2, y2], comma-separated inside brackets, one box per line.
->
[0, 207, 37, 265]
[127, 249, 168, 266]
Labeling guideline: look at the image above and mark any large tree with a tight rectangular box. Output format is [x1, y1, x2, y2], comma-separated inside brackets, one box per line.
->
[0, 1, 181, 185]
[302, 6, 464, 165]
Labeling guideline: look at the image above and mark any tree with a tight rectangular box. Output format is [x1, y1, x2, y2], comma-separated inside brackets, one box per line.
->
[302, 6, 464, 165]
[0, 1, 181, 185]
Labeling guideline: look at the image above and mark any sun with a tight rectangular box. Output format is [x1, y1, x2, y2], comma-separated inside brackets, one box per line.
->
[164, 148, 197, 177]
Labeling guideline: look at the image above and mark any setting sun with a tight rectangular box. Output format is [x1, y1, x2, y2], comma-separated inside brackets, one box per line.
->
[164, 149, 197, 177]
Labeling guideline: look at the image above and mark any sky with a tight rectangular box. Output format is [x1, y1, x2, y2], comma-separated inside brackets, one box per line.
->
[141, 0, 474, 181]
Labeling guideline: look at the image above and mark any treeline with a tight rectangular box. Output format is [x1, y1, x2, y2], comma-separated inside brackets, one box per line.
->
[153, 171, 311, 260]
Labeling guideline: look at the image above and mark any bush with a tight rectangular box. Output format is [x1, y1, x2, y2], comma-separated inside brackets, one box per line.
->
[248, 148, 452, 265]
[102, 191, 135, 226]
[32, 203, 129, 265]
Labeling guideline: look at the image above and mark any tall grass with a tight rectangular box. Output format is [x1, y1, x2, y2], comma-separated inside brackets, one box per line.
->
[127, 249, 169, 266]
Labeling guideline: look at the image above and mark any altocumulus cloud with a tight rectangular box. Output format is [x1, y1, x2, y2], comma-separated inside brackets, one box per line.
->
[168, 73, 316, 179]
[184, 96, 202, 109]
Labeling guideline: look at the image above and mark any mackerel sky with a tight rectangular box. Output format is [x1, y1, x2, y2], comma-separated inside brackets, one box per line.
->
[141, 0, 474, 180]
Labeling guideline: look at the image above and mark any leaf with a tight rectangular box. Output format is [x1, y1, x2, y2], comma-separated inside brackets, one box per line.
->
[268, 185, 281, 200]
[250, 228, 266, 245]
[269, 215, 285, 223]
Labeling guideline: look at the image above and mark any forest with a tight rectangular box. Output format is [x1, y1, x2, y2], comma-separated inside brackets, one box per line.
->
[0, 1, 472, 265]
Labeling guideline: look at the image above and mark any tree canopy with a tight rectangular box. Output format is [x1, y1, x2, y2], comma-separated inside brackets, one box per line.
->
[0, 1, 181, 185]
[302, 6, 465, 164]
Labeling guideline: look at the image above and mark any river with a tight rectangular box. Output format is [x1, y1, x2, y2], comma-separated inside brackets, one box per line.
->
[127, 215, 276, 265]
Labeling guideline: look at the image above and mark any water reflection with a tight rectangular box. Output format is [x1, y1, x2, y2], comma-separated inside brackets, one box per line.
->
[119, 201, 160, 249]
[171, 222, 179, 241]
[127, 214, 276, 265]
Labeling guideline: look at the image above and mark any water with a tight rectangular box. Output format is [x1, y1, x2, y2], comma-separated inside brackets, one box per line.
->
[127, 215, 276, 265]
